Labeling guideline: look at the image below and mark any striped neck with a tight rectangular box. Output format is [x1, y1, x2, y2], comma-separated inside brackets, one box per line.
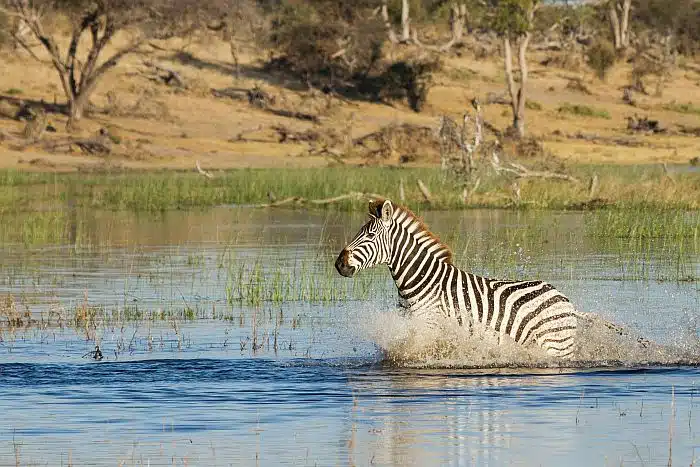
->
[387, 207, 453, 288]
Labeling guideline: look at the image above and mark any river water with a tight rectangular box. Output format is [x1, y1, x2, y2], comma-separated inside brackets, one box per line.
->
[0, 207, 698, 466]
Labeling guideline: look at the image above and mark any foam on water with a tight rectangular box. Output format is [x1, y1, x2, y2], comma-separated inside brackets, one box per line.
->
[354, 306, 700, 369]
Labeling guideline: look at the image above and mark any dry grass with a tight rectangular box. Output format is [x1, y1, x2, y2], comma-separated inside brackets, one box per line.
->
[0, 26, 699, 171]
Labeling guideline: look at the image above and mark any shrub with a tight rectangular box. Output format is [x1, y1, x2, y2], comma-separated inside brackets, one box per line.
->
[525, 100, 542, 111]
[380, 58, 441, 112]
[586, 40, 617, 80]
[267, 2, 384, 89]
[557, 103, 611, 119]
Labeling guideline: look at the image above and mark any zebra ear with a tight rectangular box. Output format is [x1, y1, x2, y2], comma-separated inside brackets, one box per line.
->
[381, 200, 393, 224]
[368, 201, 379, 218]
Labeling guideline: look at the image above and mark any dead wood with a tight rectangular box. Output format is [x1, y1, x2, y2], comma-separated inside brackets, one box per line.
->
[256, 191, 385, 208]
[211, 86, 320, 123]
[141, 61, 187, 88]
[308, 146, 346, 165]
[588, 173, 600, 199]
[211, 87, 249, 101]
[491, 157, 579, 183]
[676, 125, 700, 137]
[627, 115, 663, 133]
[416, 179, 433, 204]
[266, 108, 320, 123]
[247, 86, 274, 108]
[352, 123, 433, 147]
[271, 125, 320, 143]
[232, 125, 321, 145]
[38, 136, 112, 155]
[411, 3, 467, 53]
[195, 160, 214, 179]
[438, 98, 483, 178]
[552, 130, 652, 148]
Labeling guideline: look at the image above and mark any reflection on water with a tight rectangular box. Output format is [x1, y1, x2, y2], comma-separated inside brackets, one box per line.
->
[0, 207, 698, 465]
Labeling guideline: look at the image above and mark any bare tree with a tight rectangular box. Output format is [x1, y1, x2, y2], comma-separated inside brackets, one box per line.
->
[206, 1, 266, 80]
[381, 1, 467, 52]
[0, 0, 214, 128]
[412, 3, 467, 52]
[491, 0, 539, 138]
[381, 0, 411, 44]
[607, 0, 632, 51]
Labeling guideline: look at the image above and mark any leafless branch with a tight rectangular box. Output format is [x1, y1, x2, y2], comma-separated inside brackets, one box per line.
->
[411, 3, 467, 52]
[490, 157, 579, 183]
[195, 160, 214, 179]
[256, 191, 386, 208]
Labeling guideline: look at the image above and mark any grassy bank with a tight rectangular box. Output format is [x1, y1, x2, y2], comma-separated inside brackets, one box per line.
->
[0, 165, 699, 213]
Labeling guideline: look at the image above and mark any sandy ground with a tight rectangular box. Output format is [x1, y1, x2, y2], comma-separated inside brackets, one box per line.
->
[1, 29, 699, 172]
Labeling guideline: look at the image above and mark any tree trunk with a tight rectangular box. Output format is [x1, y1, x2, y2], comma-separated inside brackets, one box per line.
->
[608, 3, 622, 49]
[620, 0, 631, 48]
[515, 31, 531, 138]
[68, 89, 92, 129]
[504, 36, 526, 138]
[450, 4, 467, 43]
[381, 1, 399, 44]
[230, 38, 240, 79]
[400, 0, 410, 43]
[608, 0, 632, 50]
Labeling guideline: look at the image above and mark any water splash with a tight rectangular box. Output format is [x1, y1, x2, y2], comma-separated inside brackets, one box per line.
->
[356, 307, 700, 369]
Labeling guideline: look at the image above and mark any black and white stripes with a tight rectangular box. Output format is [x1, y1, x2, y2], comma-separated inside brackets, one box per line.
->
[335, 198, 578, 358]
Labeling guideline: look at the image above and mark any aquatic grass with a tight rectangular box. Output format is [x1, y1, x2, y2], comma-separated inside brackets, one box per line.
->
[585, 208, 699, 282]
[586, 208, 700, 240]
[221, 250, 389, 306]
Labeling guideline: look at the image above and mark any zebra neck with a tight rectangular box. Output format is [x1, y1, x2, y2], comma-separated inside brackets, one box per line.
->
[387, 213, 452, 290]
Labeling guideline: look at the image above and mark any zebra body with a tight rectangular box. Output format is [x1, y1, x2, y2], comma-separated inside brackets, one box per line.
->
[335, 198, 579, 358]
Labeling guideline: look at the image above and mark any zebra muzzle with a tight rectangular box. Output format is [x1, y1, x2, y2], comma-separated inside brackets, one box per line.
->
[335, 249, 356, 278]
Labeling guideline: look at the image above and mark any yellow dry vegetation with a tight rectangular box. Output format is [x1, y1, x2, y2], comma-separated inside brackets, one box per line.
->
[1, 25, 699, 172]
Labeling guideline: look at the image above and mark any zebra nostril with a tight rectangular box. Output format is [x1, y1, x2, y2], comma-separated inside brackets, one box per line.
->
[335, 249, 355, 277]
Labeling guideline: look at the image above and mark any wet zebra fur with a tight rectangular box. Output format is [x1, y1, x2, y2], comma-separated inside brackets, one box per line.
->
[335, 198, 647, 359]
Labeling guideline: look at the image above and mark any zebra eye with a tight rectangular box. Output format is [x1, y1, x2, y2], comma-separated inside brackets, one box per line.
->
[367, 232, 376, 239]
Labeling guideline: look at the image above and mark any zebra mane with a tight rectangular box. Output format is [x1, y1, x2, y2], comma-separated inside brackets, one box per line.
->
[368, 198, 453, 265]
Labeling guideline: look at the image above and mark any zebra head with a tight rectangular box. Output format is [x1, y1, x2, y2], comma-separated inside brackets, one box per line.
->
[335, 199, 394, 278]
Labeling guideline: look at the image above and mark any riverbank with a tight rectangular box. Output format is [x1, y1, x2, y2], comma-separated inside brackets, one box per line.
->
[1, 165, 698, 213]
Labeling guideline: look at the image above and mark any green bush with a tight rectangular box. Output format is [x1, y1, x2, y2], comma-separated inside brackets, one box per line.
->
[586, 40, 617, 80]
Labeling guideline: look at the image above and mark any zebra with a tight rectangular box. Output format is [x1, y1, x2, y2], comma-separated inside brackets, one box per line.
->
[335, 198, 646, 359]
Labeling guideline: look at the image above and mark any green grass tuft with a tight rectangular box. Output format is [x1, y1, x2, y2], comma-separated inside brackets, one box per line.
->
[557, 103, 611, 119]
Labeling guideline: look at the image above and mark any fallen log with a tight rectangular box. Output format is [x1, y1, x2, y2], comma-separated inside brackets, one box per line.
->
[142, 60, 187, 88]
[491, 158, 579, 183]
[256, 191, 386, 208]
[195, 160, 214, 179]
